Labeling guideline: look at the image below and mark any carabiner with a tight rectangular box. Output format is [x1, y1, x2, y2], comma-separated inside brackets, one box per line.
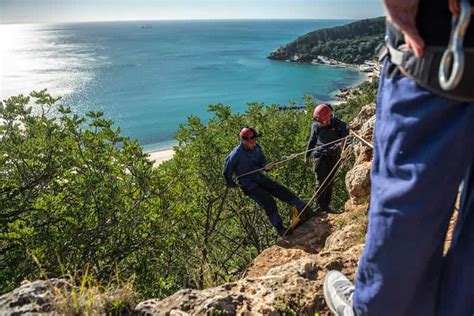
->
[439, 0, 471, 91]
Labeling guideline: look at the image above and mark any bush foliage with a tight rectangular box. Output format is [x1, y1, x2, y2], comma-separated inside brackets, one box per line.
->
[0, 81, 377, 298]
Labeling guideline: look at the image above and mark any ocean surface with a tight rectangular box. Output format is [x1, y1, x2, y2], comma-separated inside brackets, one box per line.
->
[0, 20, 364, 150]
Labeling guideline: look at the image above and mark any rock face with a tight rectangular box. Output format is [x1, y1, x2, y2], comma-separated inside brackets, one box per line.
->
[345, 162, 372, 206]
[345, 103, 375, 207]
[134, 215, 364, 315]
[0, 279, 69, 315]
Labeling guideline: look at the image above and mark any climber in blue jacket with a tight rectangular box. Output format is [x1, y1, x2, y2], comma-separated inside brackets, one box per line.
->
[223, 127, 307, 236]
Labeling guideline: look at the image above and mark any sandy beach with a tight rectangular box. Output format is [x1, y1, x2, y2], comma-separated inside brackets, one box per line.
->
[147, 147, 175, 167]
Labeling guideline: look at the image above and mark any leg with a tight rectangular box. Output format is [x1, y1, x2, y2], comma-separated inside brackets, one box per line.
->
[352, 71, 474, 315]
[315, 156, 334, 210]
[437, 163, 474, 315]
[258, 175, 306, 209]
[244, 185, 284, 231]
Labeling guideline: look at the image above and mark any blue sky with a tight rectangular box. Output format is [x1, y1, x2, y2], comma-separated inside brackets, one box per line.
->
[1, 0, 384, 24]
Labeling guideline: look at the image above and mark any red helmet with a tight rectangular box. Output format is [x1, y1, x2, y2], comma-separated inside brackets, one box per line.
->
[239, 127, 257, 143]
[313, 103, 332, 124]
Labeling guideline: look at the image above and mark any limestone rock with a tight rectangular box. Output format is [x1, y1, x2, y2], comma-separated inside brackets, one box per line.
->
[0, 279, 69, 315]
[349, 103, 375, 131]
[345, 162, 371, 205]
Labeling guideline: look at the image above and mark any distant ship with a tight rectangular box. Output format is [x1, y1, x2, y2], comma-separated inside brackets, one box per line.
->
[140, 25, 152, 29]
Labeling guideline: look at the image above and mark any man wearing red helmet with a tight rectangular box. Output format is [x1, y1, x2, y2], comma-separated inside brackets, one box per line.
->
[223, 127, 308, 236]
[305, 103, 348, 214]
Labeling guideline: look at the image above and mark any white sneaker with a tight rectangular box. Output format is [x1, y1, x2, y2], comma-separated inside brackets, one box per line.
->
[323, 270, 355, 316]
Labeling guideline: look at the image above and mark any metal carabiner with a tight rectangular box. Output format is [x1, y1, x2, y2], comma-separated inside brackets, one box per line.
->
[439, 0, 472, 91]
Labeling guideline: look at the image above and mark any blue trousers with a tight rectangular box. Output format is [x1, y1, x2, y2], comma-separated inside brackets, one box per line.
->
[353, 69, 474, 315]
[242, 175, 306, 228]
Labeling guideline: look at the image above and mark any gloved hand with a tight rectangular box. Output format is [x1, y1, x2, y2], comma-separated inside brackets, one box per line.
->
[340, 148, 350, 160]
[264, 163, 273, 171]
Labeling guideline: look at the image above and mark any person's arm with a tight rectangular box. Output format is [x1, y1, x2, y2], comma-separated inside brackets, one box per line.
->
[383, 0, 425, 57]
[305, 123, 318, 161]
[257, 145, 273, 171]
[340, 121, 349, 138]
[223, 153, 239, 188]
[328, 120, 350, 152]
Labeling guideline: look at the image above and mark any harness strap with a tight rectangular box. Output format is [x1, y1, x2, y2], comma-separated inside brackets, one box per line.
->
[382, 0, 474, 100]
[386, 42, 474, 101]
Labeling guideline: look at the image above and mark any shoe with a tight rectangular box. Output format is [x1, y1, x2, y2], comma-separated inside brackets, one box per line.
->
[290, 206, 301, 229]
[300, 207, 317, 221]
[323, 270, 355, 316]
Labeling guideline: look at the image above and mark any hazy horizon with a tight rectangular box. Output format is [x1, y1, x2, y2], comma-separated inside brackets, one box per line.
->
[0, 0, 384, 24]
[1, 17, 381, 26]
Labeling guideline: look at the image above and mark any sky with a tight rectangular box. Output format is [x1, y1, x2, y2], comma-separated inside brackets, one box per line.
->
[0, 0, 384, 24]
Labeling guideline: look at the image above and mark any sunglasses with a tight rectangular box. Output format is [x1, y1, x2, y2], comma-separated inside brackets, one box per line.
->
[313, 118, 329, 123]
[241, 135, 256, 140]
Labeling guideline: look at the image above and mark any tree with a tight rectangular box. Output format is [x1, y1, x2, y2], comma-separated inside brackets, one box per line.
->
[0, 91, 168, 294]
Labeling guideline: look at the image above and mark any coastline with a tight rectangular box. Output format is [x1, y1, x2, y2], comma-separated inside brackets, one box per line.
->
[146, 146, 175, 167]
[143, 59, 378, 168]
[330, 61, 380, 104]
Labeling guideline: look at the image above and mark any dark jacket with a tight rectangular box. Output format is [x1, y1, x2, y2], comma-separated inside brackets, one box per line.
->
[305, 117, 348, 158]
[223, 143, 267, 189]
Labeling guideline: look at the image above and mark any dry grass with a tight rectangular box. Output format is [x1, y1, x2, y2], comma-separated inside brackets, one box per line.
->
[32, 256, 136, 315]
[52, 266, 136, 315]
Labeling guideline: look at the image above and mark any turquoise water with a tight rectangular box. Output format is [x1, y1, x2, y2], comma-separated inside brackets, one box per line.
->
[1, 20, 363, 149]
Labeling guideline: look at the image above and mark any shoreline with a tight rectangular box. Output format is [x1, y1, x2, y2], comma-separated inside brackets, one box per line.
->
[146, 146, 175, 167]
[144, 60, 378, 167]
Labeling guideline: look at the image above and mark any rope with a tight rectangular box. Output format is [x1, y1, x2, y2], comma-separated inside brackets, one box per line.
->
[236, 135, 351, 179]
[280, 137, 351, 238]
[350, 130, 373, 149]
[278, 130, 374, 238]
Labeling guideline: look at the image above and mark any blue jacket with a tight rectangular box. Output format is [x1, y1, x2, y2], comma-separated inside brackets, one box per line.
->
[223, 143, 267, 189]
[306, 117, 348, 158]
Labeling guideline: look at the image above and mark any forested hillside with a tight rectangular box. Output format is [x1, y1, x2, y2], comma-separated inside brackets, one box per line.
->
[268, 17, 385, 64]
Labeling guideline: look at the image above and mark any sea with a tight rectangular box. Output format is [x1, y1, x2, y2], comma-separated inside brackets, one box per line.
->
[0, 20, 364, 151]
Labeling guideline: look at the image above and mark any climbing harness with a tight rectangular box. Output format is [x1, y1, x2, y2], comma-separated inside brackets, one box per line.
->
[383, 0, 474, 101]
[439, 0, 472, 90]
